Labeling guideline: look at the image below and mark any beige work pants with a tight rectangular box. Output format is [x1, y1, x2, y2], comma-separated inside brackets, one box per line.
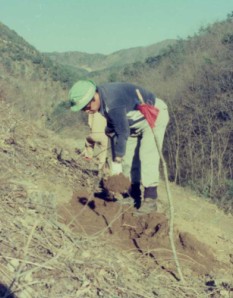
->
[123, 98, 169, 187]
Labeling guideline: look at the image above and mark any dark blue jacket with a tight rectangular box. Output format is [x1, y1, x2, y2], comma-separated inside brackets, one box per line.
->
[98, 82, 156, 157]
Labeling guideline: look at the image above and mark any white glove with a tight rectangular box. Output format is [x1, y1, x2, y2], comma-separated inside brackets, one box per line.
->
[111, 162, 123, 175]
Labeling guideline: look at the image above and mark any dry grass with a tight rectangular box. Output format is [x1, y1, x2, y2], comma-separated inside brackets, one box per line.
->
[0, 102, 230, 297]
[0, 191, 214, 298]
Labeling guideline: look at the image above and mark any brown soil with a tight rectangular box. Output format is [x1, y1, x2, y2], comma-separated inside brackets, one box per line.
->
[1, 103, 232, 297]
[58, 187, 223, 280]
[102, 173, 131, 194]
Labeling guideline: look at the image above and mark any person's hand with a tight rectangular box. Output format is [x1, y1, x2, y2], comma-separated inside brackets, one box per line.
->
[111, 161, 122, 175]
[80, 149, 92, 160]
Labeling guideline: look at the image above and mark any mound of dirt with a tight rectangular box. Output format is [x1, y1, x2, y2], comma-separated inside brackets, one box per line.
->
[58, 191, 222, 279]
[102, 173, 131, 194]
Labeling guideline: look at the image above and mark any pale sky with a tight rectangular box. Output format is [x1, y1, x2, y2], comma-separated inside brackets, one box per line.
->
[0, 0, 232, 54]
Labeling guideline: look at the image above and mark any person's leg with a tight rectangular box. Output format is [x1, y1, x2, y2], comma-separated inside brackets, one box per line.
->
[122, 137, 142, 206]
[123, 136, 139, 182]
[137, 99, 169, 213]
[141, 99, 169, 188]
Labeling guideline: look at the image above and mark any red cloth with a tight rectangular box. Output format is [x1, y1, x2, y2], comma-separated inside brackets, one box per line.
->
[137, 104, 160, 128]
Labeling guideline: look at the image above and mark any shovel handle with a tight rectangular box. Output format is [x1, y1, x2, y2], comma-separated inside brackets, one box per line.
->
[136, 89, 145, 104]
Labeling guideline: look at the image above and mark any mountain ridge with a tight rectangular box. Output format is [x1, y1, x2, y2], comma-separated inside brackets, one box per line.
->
[44, 39, 176, 72]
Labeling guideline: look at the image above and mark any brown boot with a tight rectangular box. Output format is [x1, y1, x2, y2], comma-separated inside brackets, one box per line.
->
[144, 186, 157, 200]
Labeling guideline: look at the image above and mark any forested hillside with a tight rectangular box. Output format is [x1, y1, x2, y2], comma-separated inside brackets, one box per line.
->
[0, 14, 233, 298]
[0, 14, 232, 210]
[109, 14, 233, 211]
[0, 22, 87, 137]
[44, 39, 175, 72]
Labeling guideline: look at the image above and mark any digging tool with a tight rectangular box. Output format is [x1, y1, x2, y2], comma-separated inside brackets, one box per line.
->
[136, 89, 185, 283]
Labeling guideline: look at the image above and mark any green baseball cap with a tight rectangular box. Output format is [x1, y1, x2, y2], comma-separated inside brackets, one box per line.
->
[68, 80, 96, 112]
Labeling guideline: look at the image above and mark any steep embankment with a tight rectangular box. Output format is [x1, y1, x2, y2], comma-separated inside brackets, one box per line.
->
[0, 21, 86, 137]
[0, 102, 232, 298]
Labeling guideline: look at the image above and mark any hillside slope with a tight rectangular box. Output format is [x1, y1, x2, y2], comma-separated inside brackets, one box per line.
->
[44, 39, 175, 72]
[0, 21, 89, 137]
[99, 16, 233, 212]
[0, 102, 232, 298]
[0, 22, 65, 118]
[0, 17, 232, 297]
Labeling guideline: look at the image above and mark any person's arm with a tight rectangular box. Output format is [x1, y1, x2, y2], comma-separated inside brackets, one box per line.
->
[108, 107, 130, 159]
